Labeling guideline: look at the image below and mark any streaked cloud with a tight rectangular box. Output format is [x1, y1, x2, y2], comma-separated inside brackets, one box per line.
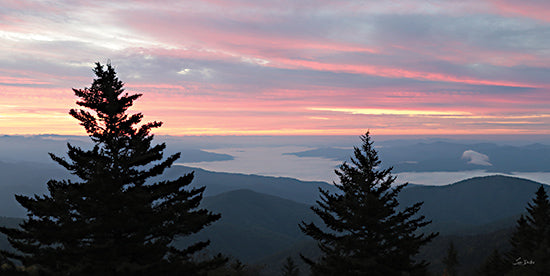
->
[308, 107, 471, 117]
[0, 0, 549, 135]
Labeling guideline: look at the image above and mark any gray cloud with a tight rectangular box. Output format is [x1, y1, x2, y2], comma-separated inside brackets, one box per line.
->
[461, 150, 492, 166]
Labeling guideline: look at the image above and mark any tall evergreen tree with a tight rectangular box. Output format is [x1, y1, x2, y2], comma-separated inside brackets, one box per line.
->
[507, 185, 550, 275]
[442, 242, 459, 276]
[478, 249, 509, 276]
[0, 62, 225, 275]
[280, 257, 300, 276]
[299, 132, 437, 276]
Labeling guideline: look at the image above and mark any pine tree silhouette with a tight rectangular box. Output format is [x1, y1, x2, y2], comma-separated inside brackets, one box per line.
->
[442, 242, 459, 276]
[300, 132, 437, 276]
[0, 62, 225, 275]
[478, 249, 510, 276]
[281, 257, 300, 276]
[507, 185, 550, 275]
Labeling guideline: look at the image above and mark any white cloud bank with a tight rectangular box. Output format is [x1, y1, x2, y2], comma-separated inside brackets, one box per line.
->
[461, 150, 492, 166]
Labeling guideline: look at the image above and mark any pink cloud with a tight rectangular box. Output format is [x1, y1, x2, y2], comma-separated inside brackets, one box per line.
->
[267, 58, 535, 87]
[1, 1, 549, 136]
[489, 0, 550, 22]
[119, 9, 378, 60]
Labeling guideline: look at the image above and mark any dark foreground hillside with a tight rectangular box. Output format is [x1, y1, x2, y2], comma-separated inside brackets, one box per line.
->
[170, 175, 548, 274]
[174, 189, 320, 263]
[1, 166, 545, 275]
[418, 227, 514, 275]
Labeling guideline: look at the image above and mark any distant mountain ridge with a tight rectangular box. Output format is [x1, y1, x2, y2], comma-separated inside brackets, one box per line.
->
[1, 161, 544, 223]
[0, 162, 338, 217]
[399, 175, 546, 230]
[0, 135, 234, 164]
[175, 189, 320, 263]
[1, 173, 546, 275]
[162, 165, 338, 205]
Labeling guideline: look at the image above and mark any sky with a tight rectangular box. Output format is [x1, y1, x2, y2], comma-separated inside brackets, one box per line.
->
[1, 0, 550, 136]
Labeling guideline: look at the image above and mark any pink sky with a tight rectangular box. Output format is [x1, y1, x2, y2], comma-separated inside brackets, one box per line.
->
[1, 0, 549, 136]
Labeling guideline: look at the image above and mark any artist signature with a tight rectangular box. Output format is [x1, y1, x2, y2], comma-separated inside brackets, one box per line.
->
[512, 257, 535, 266]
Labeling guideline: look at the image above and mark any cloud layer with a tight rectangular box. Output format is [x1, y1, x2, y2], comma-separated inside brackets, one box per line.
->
[462, 150, 492, 166]
[1, 0, 549, 135]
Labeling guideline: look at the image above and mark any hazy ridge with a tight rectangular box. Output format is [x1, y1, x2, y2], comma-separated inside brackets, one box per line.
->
[0, 161, 544, 274]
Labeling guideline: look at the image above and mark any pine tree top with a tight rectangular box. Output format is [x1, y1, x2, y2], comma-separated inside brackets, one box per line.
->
[70, 62, 161, 144]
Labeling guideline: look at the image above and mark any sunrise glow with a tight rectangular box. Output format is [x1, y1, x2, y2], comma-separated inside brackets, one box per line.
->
[1, 1, 549, 136]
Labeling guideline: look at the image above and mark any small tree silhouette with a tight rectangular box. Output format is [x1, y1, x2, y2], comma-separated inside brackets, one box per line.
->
[281, 257, 300, 276]
[442, 242, 459, 276]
